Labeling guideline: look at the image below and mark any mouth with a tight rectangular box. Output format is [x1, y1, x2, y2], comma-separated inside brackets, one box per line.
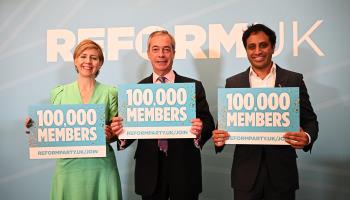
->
[156, 61, 168, 65]
[252, 56, 265, 62]
[82, 66, 93, 70]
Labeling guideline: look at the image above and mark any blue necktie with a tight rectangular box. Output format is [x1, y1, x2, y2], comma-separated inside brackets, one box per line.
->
[157, 76, 168, 154]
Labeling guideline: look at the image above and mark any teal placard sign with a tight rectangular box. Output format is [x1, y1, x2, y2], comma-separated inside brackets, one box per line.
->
[118, 83, 196, 139]
[28, 104, 106, 159]
[218, 87, 299, 145]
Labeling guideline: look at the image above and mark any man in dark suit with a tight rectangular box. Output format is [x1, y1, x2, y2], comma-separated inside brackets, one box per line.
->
[212, 24, 318, 200]
[112, 30, 214, 200]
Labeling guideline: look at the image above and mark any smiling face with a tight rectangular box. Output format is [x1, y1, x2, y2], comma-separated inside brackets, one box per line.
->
[74, 48, 102, 78]
[246, 31, 274, 71]
[147, 34, 175, 76]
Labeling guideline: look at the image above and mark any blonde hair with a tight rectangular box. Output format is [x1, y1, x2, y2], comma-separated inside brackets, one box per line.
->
[73, 39, 104, 77]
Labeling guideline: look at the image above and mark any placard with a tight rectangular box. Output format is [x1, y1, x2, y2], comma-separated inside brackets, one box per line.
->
[28, 104, 106, 159]
[118, 83, 196, 139]
[218, 87, 299, 145]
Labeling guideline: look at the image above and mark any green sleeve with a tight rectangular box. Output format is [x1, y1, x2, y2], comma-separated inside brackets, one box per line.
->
[107, 86, 118, 123]
[50, 85, 64, 105]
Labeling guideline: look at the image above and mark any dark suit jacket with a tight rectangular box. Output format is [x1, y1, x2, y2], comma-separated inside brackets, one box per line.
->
[126, 71, 215, 196]
[217, 65, 318, 192]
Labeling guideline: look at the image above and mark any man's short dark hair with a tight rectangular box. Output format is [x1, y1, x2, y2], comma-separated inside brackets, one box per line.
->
[242, 24, 276, 49]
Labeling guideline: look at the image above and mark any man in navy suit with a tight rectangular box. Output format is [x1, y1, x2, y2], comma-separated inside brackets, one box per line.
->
[212, 24, 318, 200]
[112, 30, 214, 200]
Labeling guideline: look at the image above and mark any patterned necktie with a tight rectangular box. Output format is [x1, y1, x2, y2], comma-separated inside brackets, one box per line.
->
[157, 76, 167, 84]
[157, 76, 168, 154]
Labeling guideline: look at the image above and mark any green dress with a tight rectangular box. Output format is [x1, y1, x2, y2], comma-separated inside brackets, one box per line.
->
[50, 81, 122, 200]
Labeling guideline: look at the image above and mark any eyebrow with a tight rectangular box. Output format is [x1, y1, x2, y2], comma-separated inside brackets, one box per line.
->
[248, 41, 269, 45]
[80, 53, 99, 57]
[151, 44, 171, 47]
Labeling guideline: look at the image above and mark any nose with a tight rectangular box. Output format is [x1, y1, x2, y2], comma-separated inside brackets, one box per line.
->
[158, 50, 165, 57]
[251, 48, 263, 57]
[254, 47, 262, 54]
[85, 57, 92, 63]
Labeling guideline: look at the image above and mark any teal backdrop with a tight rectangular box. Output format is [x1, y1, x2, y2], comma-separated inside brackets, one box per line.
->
[1, 0, 349, 199]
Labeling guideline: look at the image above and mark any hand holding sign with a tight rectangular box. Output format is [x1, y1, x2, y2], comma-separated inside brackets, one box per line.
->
[111, 117, 124, 137]
[212, 130, 229, 147]
[284, 128, 309, 149]
[105, 125, 118, 143]
[190, 118, 203, 139]
[25, 117, 33, 134]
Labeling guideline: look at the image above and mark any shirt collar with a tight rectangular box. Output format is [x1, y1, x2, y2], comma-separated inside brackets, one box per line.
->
[249, 62, 276, 80]
[153, 70, 175, 83]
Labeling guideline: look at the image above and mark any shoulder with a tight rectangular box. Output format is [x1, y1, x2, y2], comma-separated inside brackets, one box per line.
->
[175, 72, 201, 84]
[175, 73, 204, 92]
[278, 66, 302, 76]
[50, 81, 77, 92]
[277, 65, 303, 82]
[96, 82, 117, 96]
[173, 73, 208, 98]
[138, 74, 153, 83]
[50, 82, 74, 97]
[50, 82, 73, 104]
[225, 67, 250, 88]
[50, 85, 64, 96]
[178, 74, 200, 83]
[226, 70, 247, 83]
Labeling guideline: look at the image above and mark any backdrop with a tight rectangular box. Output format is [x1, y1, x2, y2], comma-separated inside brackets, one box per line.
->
[1, 0, 349, 199]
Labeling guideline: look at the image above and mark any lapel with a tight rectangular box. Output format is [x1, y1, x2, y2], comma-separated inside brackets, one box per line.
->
[242, 67, 251, 88]
[274, 65, 288, 87]
[173, 71, 182, 83]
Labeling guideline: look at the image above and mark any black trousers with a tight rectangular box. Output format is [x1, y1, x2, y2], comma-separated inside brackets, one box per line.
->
[142, 152, 199, 200]
[234, 155, 295, 200]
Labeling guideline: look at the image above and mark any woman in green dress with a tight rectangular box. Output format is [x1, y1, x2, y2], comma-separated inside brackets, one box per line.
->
[26, 39, 123, 200]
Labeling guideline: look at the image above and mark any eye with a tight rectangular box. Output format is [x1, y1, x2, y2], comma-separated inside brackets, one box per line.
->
[260, 42, 268, 48]
[163, 47, 171, 53]
[247, 44, 255, 50]
[152, 47, 159, 52]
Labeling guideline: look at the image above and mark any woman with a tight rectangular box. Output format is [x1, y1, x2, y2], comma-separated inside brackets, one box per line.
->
[26, 39, 122, 200]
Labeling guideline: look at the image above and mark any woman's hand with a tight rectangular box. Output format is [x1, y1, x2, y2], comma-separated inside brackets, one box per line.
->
[105, 125, 118, 143]
[111, 117, 124, 137]
[25, 117, 33, 134]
